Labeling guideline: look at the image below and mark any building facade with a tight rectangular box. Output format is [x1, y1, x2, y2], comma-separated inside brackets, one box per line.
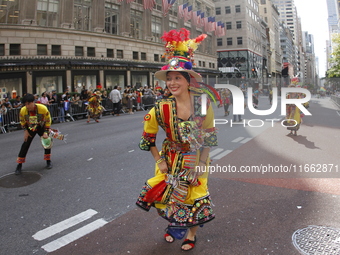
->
[0, 0, 218, 99]
[214, 0, 267, 89]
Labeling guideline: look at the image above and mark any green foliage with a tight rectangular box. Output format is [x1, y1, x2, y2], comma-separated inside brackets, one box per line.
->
[327, 34, 340, 78]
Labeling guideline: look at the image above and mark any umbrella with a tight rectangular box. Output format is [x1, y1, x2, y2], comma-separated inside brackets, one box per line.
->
[319, 87, 326, 92]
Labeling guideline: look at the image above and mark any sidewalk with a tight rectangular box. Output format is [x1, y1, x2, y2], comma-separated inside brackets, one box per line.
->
[51, 99, 340, 255]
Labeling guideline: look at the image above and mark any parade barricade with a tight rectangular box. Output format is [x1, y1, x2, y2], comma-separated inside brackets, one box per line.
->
[331, 95, 340, 108]
[0, 108, 21, 133]
[141, 95, 155, 111]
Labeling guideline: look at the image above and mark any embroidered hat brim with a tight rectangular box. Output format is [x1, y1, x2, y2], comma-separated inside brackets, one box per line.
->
[154, 69, 202, 82]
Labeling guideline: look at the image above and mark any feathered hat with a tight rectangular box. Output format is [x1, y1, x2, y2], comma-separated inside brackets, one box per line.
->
[155, 28, 207, 82]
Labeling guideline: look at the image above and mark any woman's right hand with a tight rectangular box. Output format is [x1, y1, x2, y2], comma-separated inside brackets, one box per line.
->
[158, 160, 168, 174]
[24, 130, 31, 142]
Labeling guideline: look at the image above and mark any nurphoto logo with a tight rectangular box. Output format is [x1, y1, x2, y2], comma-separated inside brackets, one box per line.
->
[200, 84, 312, 128]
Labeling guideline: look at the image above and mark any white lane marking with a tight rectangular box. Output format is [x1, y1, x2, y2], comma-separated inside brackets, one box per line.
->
[240, 138, 252, 144]
[32, 209, 98, 241]
[212, 150, 232, 160]
[209, 148, 224, 157]
[232, 137, 244, 143]
[41, 219, 108, 252]
[337, 111, 340, 117]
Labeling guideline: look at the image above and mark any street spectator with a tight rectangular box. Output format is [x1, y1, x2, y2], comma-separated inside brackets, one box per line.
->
[39, 92, 50, 106]
[56, 90, 67, 123]
[3, 97, 13, 109]
[13, 96, 23, 109]
[109, 86, 122, 116]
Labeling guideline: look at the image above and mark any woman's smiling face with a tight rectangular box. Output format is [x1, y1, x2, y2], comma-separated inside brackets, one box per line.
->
[165, 72, 189, 96]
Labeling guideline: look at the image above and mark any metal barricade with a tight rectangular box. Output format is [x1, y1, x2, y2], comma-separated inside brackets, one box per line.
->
[331, 95, 340, 108]
[141, 95, 155, 111]
[0, 108, 21, 133]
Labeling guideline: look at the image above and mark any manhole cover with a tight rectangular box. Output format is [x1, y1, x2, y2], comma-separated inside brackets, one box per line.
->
[0, 172, 42, 188]
[292, 225, 340, 255]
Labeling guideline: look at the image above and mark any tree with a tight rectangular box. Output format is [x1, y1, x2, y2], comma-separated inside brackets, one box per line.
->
[326, 33, 340, 78]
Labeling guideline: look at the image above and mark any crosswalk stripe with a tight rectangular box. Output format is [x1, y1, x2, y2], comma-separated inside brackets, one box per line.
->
[212, 150, 232, 159]
[232, 137, 244, 143]
[32, 209, 98, 241]
[41, 218, 108, 252]
[240, 138, 252, 144]
[209, 148, 224, 157]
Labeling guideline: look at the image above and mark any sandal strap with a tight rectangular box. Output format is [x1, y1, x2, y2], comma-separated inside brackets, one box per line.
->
[182, 237, 196, 246]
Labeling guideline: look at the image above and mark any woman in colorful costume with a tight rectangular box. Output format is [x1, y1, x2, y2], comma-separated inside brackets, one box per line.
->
[136, 29, 219, 251]
[86, 90, 103, 123]
[285, 84, 301, 136]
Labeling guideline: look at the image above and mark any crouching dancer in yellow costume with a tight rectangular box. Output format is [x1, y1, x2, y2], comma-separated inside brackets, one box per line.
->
[136, 28, 220, 252]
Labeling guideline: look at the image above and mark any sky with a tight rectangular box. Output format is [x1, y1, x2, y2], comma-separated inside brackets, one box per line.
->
[294, 0, 329, 78]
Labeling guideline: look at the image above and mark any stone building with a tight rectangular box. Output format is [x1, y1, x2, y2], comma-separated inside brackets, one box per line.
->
[0, 0, 218, 99]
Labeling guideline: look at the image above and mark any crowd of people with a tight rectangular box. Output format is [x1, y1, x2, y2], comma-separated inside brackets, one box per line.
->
[0, 84, 174, 131]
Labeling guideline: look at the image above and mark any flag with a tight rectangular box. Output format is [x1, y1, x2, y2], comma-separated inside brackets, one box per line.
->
[162, 0, 176, 16]
[199, 12, 205, 28]
[143, 0, 155, 10]
[215, 22, 226, 37]
[178, 3, 188, 19]
[192, 10, 201, 27]
[183, 5, 192, 22]
[206, 16, 216, 32]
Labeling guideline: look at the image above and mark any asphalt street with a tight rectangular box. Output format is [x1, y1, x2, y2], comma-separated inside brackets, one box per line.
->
[1, 95, 339, 255]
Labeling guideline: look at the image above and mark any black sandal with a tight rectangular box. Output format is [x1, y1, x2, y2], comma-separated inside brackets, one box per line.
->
[181, 236, 196, 251]
[164, 228, 175, 243]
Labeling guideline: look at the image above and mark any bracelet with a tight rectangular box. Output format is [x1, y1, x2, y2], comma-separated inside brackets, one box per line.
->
[156, 157, 165, 164]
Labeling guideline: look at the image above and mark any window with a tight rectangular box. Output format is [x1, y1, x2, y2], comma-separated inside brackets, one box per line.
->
[226, 22, 232, 30]
[52, 45, 61, 55]
[217, 38, 223, 46]
[215, 7, 221, 15]
[0, 0, 20, 24]
[105, 3, 119, 34]
[107, 49, 114, 58]
[75, 46, 84, 56]
[131, 10, 143, 39]
[235, 5, 241, 13]
[169, 21, 177, 30]
[37, 0, 59, 27]
[237, 37, 243, 45]
[10, 44, 20, 55]
[117, 50, 123, 59]
[227, 38, 232, 46]
[198, 61, 202, 66]
[74, 0, 92, 31]
[87, 47, 95, 57]
[202, 62, 205, 67]
[37, 44, 48, 55]
[225, 6, 231, 14]
[141, 52, 147, 61]
[151, 16, 161, 42]
[154, 54, 159, 62]
[236, 21, 242, 29]
[133, 51, 139, 60]
[0, 44, 4, 56]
